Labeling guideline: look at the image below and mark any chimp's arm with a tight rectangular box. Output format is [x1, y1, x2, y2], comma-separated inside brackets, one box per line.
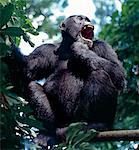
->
[68, 40, 125, 90]
[12, 43, 59, 81]
[26, 44, 60, 81]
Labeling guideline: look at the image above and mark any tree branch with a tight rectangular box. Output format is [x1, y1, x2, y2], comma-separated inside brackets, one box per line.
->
[35, 129, 139, 147]
[93, 130, 139, 141]
[56, 128, 139, 141]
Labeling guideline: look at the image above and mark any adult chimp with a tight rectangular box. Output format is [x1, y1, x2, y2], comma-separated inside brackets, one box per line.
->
[11, 15, 125, 145]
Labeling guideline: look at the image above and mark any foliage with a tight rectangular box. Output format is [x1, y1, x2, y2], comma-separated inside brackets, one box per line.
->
[0, 1, 43, 149]
[92, 0, 116, 28]
[99, 0, 139, 149]
[0, 0, 67, 149]
[53, 123, 98, 150]
[25, 0, 67, 38]
[99, 0, 139, 129]
[0, 1, 39, 95]
[0, 0, 66, 149]
[0, 0, 139, 149]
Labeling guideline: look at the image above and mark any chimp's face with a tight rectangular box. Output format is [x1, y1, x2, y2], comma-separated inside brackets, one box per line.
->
[60, 15, 94, 43]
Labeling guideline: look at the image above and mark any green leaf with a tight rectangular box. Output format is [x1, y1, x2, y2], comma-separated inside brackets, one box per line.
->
[1, 26, 35, 47]
[7, 95, 20, 106]
[0, 3, 14, 28]
[23, 34, 35, 47]
[0, 43, 10, 56]
[16, 116, 44, 130]
[1, 27, 24, 36]
[79, 142, 96, 150]
[73, 129, 98, 147]
[0, 0, 11, 6]
[66, 122, 87, 145]
[15, 37, 21, 46]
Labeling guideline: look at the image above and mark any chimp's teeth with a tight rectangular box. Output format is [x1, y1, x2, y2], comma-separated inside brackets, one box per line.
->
[87, 25, 94, 29]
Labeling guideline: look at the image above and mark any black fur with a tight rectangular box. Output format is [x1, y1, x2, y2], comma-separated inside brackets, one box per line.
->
[10, 16, 125, 143]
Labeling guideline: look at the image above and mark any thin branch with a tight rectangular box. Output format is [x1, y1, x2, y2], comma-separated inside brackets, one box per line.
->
[93, 130, 139, 141]
[56, 128, 139, 141]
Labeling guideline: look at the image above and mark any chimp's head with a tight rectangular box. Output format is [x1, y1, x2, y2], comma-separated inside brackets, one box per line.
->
[55, 15, 94, 60]
[60, 15, 94, 46]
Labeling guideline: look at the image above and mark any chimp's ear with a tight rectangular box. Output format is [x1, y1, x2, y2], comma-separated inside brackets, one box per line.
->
[59, 22, 66, 31]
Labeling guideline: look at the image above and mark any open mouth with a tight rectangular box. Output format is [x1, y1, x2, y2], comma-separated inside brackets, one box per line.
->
[80, 24, 94, 42]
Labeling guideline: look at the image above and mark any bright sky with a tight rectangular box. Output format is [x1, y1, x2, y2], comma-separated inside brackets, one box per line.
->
[20, 0, 121, 55]
[64, 0, 95, 19]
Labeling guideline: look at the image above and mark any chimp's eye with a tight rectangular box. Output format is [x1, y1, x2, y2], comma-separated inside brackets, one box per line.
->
[78, 16, 83, 20]
[85, 17, 91, 22]
[61, 22, 65, 28]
